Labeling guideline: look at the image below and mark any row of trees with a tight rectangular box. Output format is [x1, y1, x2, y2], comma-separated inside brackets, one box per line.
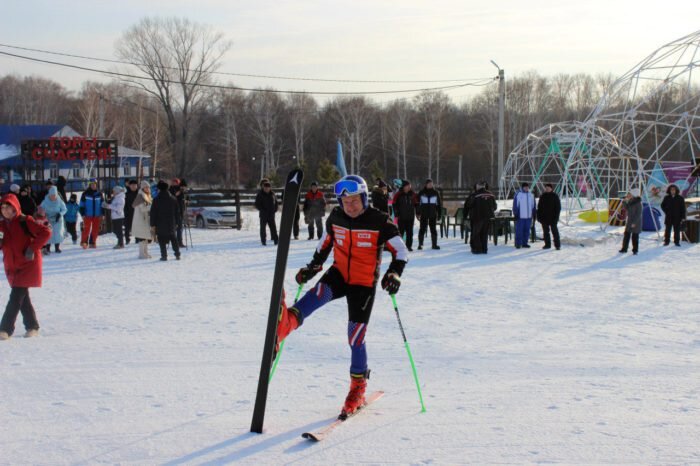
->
[0, 17, 623, 189]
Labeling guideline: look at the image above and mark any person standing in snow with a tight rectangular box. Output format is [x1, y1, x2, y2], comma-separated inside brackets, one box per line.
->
[619, 188, 642, 255]
[255, 179, 279, 246]
[18, 186, 36, 216]
[469, 182, 497, 254]
[104, 186, 126, 249]
[417, 179, 442, 250]
[0, 194, 51, 340]
[131, 181, 153, 259]
[392, 180, 419, 251]
[169, 178, 187, 248]
[513, 183, 536, 249]
[40, 186, 67, 253]
[79, 178, 104, 249]
[661, 184, 686, 247]
[275, 174, 409, 418]
[124, 180, 139, 245]
[64, 194, 80, 245]
[303, 181, 326, 240]
[371, 180, 390, 215]
[537, 183, 562, 250]
[150, 180, 181, 261]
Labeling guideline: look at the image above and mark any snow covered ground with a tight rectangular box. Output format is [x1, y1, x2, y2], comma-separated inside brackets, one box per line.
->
[1, 210, 699, 465]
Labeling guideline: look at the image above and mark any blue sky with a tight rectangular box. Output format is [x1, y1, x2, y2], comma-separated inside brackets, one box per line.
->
[1, 0, 699, 104]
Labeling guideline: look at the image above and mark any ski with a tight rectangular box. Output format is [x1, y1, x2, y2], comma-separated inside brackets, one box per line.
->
[250, 168, 304, 434]
[301, 391, 385, 442]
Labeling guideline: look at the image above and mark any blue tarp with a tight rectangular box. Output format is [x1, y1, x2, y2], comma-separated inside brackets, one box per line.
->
[642, 203, 662, 231]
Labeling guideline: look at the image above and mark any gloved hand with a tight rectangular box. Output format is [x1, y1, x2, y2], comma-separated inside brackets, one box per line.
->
[381, 270, 401, 294]
[24, 247, 35, 260]
[295, 264, 322, 284]
[54, 214, 61, 223]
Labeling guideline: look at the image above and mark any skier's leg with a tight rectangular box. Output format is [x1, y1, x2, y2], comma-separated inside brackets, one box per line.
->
[341, 285, 375, 415]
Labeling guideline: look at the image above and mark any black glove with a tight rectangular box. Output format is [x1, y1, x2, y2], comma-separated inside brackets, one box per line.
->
[295, 264, 322, 284]
[54, 214, 61, 223]
[381, 270, 401, 294]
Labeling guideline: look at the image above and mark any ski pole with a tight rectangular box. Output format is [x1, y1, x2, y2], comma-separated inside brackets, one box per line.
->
[269, 283, 304, 382]
[391, 294, 426, 412]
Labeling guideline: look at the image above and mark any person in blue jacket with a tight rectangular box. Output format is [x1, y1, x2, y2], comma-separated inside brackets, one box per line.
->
[79, 179, 104, 249]
[64, 194, 80, 244]
[513, 182, 536, 249]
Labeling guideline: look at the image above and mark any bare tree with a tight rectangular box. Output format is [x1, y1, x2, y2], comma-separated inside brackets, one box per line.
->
[330, 96, 377, 174]
[384, 99, 412, 179]
[415, 91, 450, 184]
[247, 89, 286, 180]
[286, 93, 316, 165]
[215, 88, 246, 187]
[115, 17, 231, 176]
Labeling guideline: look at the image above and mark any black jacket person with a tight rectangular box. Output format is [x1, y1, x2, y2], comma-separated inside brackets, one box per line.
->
[254, 179, 279, 245]
[417, 179, 442, 249]
[150, 181, 181, 260]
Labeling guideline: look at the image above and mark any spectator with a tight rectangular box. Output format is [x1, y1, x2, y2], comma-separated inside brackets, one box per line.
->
[417, 178, 442, 250]
[124, 180, 138, 245]
[661, 184, 686, 247]
[79, 179, 104, 249]
[0, 194, 51, 340]
[132, 180, 153, 259]
[255, 179, 279, 246]
[104, 186, 126, 249]
[619, 188, 642, 255]
[34, 206, 51, 256]
[392, 180, 419, 251]
[56, 176, 67, 202]
[371, 180, 390, 214]
[8, 184, 20, 200]
[169, 178, 186, 247]
[36, 180, 54, 205]
[40, 186, 67, 253]
[469, 182, 497, 254]
[303, 181, 327, 240]
[537, 183, 562, 250]
[64, 194, 80, 245]
[150, 180, 181, 261]
[18, 186, 37, 216]
[513, 182, 536, 249]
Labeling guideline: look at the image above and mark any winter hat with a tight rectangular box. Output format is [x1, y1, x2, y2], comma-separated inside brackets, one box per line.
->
[171, 178, 181, 186]
[425, 178, 433, 184]
[310, 181, 318, 187]
[1, 193, 21, 214]
[629, 188, 641, 197]
[157, 180, 169, 192]
[48, 186, 58, 196]
[69, 193, 77, 201]
[89, 178, 97, 184]
[476, 182, 485, 190]
[377, 180, 387, 188]
[9, 184, 20, 193]
[522, 182, 530, 188]
[112, 186, 124, 194]
[140, 180, 150, 189]
[260, 178, 270, 187]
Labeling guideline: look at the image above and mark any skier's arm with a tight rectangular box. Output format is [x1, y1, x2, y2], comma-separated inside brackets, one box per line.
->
[381, 218, 408, 276]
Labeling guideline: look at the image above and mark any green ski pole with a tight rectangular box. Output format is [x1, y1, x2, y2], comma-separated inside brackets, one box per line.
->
[269, 283, 304, 382]
[391, 294, 426, 412]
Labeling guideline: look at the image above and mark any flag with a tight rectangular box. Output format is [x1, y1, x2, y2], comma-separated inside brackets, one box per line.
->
[336, 139, 348, 177]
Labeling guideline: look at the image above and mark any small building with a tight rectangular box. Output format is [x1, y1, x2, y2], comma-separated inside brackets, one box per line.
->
[0, 124, 151, 192]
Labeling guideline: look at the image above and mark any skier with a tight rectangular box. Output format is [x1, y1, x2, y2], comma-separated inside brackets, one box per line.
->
[513, 182, 536, 249]
[275, 175, 409, 418]
[392, 180, 418, 251]
[661, 184, 686, 247]
[417, 178, 442, 250]
[536, 183, 561, 250]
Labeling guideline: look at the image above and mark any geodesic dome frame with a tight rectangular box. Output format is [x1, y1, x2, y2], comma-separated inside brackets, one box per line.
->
[502, 29, 700, 230]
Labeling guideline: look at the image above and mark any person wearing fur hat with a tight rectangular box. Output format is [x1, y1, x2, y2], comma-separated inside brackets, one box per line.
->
[150, 180, 181, 261]
[0, 194, 51, 340]
[131, 181, 153, 258]
[371, 180, 390, 214]
[417, 178, 442, 250]
[40, 186, 67, 253]
[619, 188, 642, 255]
[104, 186, 126, 249]
[79, 178, 104, 249]
[661, 184, 686, 247]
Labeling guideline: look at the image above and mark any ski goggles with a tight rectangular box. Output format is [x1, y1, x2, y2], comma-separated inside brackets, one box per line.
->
[334, 179, 366, 197]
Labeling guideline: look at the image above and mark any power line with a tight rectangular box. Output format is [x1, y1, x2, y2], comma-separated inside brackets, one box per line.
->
[0, 42, 494, 85]
[0, 50, 494, 96]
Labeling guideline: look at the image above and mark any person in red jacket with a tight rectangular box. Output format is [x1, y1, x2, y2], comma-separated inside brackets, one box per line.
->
[275, 175, 409, 418]
[0, 194, 51, 340]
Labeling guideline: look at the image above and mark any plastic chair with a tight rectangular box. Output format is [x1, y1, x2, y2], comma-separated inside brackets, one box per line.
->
[439, 207, 448, 238]
[447, 207, 465, 238]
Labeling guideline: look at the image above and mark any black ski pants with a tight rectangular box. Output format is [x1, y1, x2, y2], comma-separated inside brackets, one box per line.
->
[418, 216, 438, 247]
[1, 287, 39, 336]
[307, 216, 323, 239]
[541, 222, 560, 248]
[260, 215, 278, 245]
[158, 232, 181, 259]
[112, 218, 125, 247]
[664, 222, 681, 245]
[470, 219, 490, 253]
[66, 221, 78, 242]
[397, 218, 414, 249]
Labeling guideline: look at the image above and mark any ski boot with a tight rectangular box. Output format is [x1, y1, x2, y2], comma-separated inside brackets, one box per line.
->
[273, 291, 301, 360]
[340, 370, 370, 419]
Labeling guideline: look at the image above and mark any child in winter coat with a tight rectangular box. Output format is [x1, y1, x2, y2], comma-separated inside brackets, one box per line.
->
[0, 194, 51, 340]
[40, 186, 67, 253]
[64, 194, 80, 244]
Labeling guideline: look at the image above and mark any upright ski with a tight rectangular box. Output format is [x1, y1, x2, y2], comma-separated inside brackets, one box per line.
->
[250, 168, 304, 434]
[301, 391, 385, 442]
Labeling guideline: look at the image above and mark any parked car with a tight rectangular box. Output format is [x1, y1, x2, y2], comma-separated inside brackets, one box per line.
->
[186, 193, 239, 228]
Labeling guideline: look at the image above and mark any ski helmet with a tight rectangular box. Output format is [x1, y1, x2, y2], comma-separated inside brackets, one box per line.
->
[334, 175, 369, 210]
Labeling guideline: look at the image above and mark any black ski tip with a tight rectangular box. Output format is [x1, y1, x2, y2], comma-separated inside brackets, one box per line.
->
[286, 169, 304, 185]
[301, 432, 321, 442]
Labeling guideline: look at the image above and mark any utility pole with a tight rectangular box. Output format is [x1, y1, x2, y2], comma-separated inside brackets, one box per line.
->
[458, 154, 463, 188]
[491, 61, 505, 194]
[98, 94, 105, 138]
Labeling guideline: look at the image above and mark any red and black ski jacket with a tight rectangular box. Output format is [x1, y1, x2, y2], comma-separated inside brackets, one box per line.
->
[310, 206, 408, 288]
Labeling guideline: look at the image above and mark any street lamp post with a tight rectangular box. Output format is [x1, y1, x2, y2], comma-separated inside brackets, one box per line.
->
[491, 60, 505, 195]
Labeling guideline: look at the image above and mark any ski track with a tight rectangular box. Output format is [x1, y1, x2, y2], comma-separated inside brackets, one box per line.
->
[1, 211, 699, 465]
